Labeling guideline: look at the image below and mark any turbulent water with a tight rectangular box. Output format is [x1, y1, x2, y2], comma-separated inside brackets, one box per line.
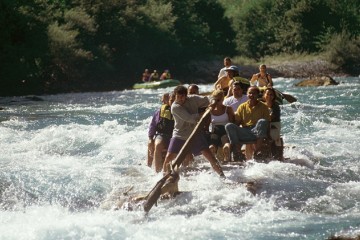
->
[0, 77, 359, 240]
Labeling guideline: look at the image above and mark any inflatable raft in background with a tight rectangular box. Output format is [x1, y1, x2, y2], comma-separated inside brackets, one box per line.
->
[133, 79, 181, 89]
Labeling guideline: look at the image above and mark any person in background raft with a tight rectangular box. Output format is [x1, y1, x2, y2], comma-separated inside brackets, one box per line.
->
[148, 93, 175, 172]
[187, 84, 199, 95]
[214, 65, 240, 96]
[142, 69, 150, 82]
[149, 70, 159, 81]
[160, 69, 171, 80]
[218, 57, 232, 79]
[225, 86, 270, 161]
[250, 64, 273, 87]
[162, 85, 225, 177]
[263, 87, 283, 160]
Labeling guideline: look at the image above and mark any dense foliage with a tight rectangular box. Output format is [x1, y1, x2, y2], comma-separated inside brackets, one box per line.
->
[0, 0, 359, 96]
[219, 0, 360, 63]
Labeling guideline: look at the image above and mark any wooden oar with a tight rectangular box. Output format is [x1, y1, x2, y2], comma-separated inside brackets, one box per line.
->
[143, 108, 212, 213]
[275, 89, 297, 103]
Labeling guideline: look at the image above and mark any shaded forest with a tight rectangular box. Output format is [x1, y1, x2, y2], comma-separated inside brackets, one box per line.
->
[0, 0, 359, 96]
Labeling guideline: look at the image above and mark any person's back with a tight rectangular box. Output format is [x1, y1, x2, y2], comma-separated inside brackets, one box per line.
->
[160, 70, 171, 80]
[142, 69, 150, 82]
[148, 93, 175, 172]
[156, 104, 174, 136]
[148, 93, 170, 139]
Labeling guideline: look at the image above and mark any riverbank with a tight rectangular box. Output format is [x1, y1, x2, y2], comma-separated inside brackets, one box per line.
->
[184, 58, 351, 85]
[0, 57, 354, 97]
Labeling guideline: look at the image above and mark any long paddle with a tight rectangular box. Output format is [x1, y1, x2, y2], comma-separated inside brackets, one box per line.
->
[143, 107, 212, 213]
[275, 89, 297, 103]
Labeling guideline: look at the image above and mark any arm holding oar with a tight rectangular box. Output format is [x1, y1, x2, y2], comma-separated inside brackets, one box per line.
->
[144, 86, 226, 213]
[143, 107, 213, 213]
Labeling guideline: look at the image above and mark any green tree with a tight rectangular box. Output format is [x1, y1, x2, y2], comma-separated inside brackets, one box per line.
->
[47, 6, 97, 92]
[1, 0, 358, 96]
[171, 0, 234, 58]
[0, 1, 50, 96]
[322, 31, 360, 74]
[219, 0, 360, 59]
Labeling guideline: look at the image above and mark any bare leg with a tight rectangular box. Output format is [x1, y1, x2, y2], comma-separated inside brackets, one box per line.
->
[182, 153, 194, 167]
[245, 144, 255, 160]
[154, 139, 165, 173]
[209, 144, 217, 156]
[221, 135, 230, 162]
[147, 140, 154, 167]
[201, 149, 225, 177]
[215, 148, 224, 162]
[254, 138, 264, 153]
[223, 143, 231, 162]
[162, 152, 177, 173]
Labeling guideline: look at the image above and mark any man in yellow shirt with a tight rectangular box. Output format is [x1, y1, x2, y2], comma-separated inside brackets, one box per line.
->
[225, 86, 270, 161]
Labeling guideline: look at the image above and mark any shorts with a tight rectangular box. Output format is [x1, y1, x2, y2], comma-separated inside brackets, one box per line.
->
[168, 133, 208, 156]
[154, 134, 171, 146]
[209, 125, 228, 147]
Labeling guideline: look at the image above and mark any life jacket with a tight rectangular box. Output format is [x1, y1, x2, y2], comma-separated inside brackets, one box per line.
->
[160, 72, 171, 80]
[233, 76, 250, 85]
[152, 72, 159, 80]
[156, 104, 174, 136]
[233, 76, 250, 93]
[256, 73, 271, 87]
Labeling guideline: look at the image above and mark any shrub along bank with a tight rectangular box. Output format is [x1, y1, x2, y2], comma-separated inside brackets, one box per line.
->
[0, 0, 359, 96]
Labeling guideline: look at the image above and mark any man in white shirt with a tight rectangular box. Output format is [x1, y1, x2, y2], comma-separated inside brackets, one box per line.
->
[217, 57, 232, 79]
[223, 81, 248, 112]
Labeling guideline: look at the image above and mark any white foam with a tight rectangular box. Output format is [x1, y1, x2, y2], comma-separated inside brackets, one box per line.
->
[1, 78, 359, 240]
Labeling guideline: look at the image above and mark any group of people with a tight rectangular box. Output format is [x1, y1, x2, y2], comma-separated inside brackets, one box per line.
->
[142, 69, 171, 82]
[214, 57, 282, 161]
[147, 84, 224, 177]
[146, 57, 283, 178]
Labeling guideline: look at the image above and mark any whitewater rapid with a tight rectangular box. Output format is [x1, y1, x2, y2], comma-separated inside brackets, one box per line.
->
[0, 77, 359, 240]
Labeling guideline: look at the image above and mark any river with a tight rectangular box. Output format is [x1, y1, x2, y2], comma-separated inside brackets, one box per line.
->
[0, 77, 359, 240]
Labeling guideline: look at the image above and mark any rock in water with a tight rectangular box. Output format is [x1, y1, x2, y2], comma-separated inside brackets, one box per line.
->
[295, 76, 339, 87]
